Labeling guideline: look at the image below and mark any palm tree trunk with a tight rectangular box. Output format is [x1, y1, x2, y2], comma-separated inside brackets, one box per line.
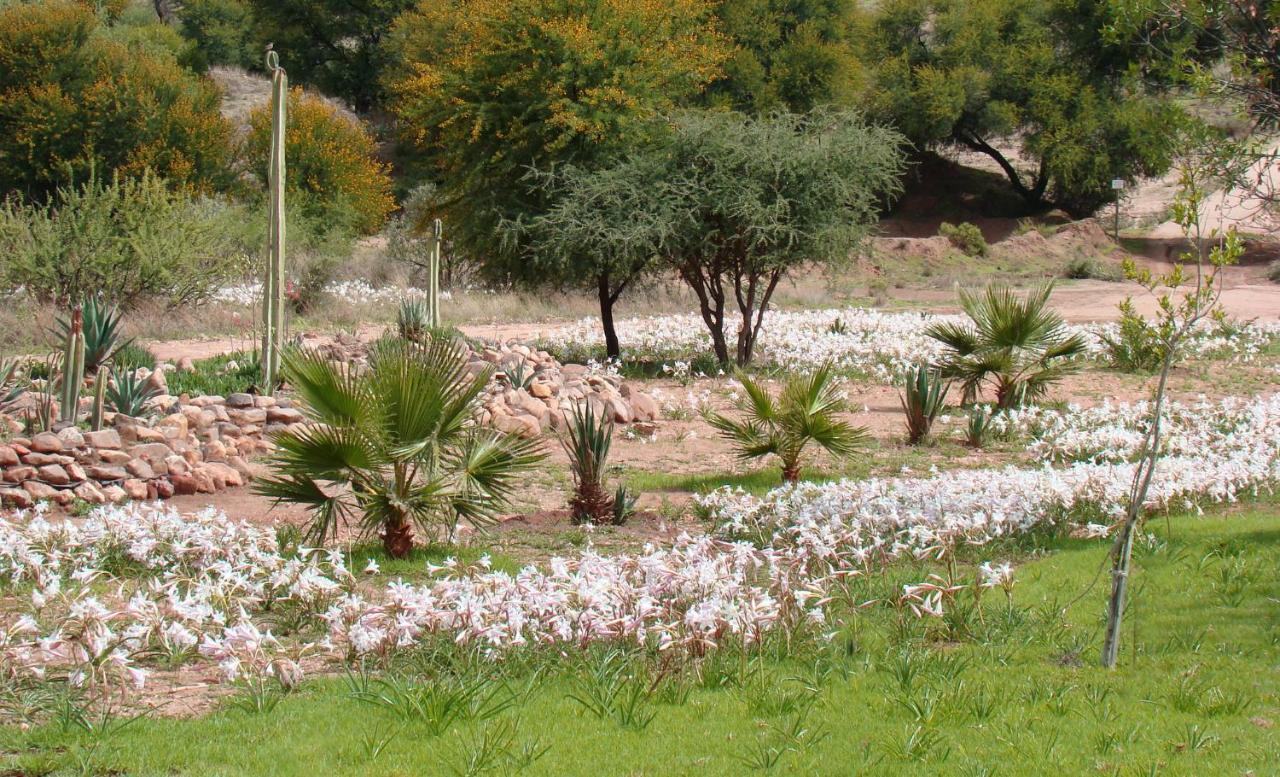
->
[782, 463, 801, 483]
[383, 513, 414, 558]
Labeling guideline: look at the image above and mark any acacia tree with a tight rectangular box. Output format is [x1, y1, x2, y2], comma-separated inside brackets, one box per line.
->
[861, 0, 1184, 215]
[536, 110, 905, 366]
[387, 0, 727, 359]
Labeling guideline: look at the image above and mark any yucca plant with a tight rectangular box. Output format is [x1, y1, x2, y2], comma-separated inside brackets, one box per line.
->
[56, 295, 132, 374]
[561, 403, 616, 524]
[900, 364, 949, 444]
[254, 336, 543, 557]
[106, 367, 160, 418]
[397, 299, 430, 343]
[708, 365, 867, 483]
[926, 283, 1088, 409]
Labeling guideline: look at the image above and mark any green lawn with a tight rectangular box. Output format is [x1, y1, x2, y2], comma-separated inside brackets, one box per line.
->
[4, 505, 1278, 776]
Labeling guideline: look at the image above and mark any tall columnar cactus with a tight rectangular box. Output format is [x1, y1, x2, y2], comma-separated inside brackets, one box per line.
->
[261, 48, 288, 395]
[428, 218, 443, 328]
[90, 364, 109, 431]
[60, 306, 85, 425]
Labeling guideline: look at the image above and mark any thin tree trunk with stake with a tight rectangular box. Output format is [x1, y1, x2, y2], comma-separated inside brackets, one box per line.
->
[262, 48, 287, 395]
[1099, 161, 1237, 668]
[428, 218, 442, 328]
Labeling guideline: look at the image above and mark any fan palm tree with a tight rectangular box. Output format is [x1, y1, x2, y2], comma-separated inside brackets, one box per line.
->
[254, 336, 544, 557]
[926, 283, 1088, 409]
[708, 365, 867, 483]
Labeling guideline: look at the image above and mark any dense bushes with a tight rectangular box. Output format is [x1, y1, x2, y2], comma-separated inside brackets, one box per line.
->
[179, 0, 258, 70]
[245, 89, 395, 236]
[0, 173, 252, 306]
[0, 0, 234, 200]
[938, 221, 987, 257]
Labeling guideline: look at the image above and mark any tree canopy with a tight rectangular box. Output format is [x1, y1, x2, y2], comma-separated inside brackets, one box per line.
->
[388, 0, 728, 355]
[0, 0, 234, 201]
[531, 110, 906, 365]
[702, 0, 865, 113]
[861, 0, 1185, 215]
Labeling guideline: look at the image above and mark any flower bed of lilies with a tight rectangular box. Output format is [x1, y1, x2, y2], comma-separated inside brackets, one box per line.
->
[1, 394, 1278, 707]
[538, 308, 1280, 381]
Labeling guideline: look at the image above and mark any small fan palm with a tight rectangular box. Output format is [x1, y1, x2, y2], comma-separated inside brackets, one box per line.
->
[708, 365, 867, 483]
[254, 336, 544, 557]
[926, 283, 1088, 409]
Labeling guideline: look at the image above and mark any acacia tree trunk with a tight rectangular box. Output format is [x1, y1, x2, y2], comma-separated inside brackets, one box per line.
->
[733, 267, 783, 366]
[955, 130, 1050, 209]
[597, 271, 621, 360]
[679, 260, 730, 365]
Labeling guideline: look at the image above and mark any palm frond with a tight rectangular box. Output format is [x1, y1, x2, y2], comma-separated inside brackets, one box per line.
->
[734, 370, 778, 422]
[252, 474, 354, 547]
[281, 347, 371, 427]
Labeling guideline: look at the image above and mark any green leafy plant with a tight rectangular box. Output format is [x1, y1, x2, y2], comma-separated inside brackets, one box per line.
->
[965, 407, 993, 449]
[0, 358, 24, 413]
[708, 365, 867, 482]
[111, 342, 157, 374]
[165, 351, 262, 398]
[611, 484, 637, 525]
[561, 404, 619, 525]
[501, 362, 536, 391]
[56, 295, 131, 374]
[927, 283, 1089, 409]
[105, 367, 160, 418]
[1064, 256, 1122, 281]
[1100, 299, 1167, 372]
[939, 221, 987, 257]
[397, 299, 430, 343]
[900, 364, 949, 444]
[254, 336, 544, 556]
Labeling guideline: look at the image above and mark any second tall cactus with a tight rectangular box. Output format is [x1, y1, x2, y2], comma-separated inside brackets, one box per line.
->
[261, 48, 287, 395]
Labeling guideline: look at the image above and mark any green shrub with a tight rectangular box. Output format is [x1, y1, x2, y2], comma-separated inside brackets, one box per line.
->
[244, 89, 395, 236]
[1064, 256, 1122, 281]
[178, 0, 258, 70]
[166, 351, 262, 397]
[0, 0, 234, 200]
[112, 342, 157, 373]
[0, 173, 252, 306]
[1100, 299, 1166, 373]
[939, 221, 988, 257]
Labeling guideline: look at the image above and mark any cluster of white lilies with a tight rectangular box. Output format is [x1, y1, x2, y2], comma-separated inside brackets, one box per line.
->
[1, 393, 1276, 703]
[538, 308, 1280, 382]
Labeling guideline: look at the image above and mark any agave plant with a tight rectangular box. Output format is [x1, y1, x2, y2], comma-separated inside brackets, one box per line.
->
[254, 336, 544, 557]
[56, 295, 132, 374]
[106, 367, 160, 417]
[0, 358, 24, 413]
[926, 283, 1088, 409]
[561, 403, 617, 524]
[965, 406, 992, 448]
[900, 364, 949, 444]
[397, 299, 429, 343]
[708, 365, 867, 482]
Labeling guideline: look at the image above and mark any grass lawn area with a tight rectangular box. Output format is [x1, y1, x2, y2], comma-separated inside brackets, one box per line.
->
[4, 504, 1278, 776]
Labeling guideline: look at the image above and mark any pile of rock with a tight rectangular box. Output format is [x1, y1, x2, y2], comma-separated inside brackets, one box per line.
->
[0, 337, 661, 508]
[470, 344, 660, 437]
[299, 336, 662, 438]
[0, 392, 306, 509]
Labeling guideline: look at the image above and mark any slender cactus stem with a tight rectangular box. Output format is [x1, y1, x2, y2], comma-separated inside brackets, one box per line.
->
[60, 306, 85, 425]
[262, 48, 287, 395]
